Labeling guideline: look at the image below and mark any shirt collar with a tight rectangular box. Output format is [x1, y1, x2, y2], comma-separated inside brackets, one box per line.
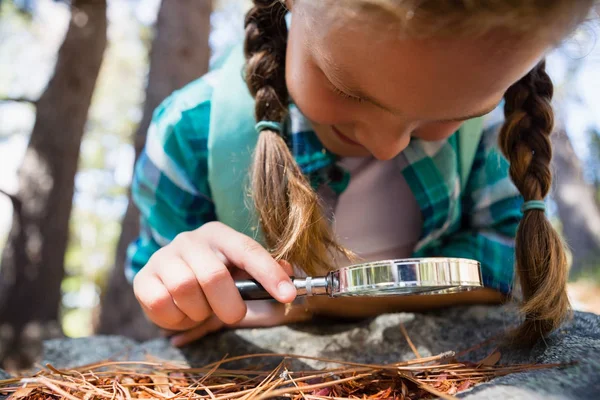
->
[286, 104, 350, 193]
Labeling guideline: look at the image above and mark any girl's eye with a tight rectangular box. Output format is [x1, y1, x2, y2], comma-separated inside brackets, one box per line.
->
[332, 85, 365, 103]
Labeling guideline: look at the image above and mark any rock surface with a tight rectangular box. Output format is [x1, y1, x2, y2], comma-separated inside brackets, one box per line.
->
[1, 305, 599, 399]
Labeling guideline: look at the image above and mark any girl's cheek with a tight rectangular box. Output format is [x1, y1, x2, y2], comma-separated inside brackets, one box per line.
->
[289, 82, 350, 126]
[414, 121, 464, 141]
[286, 67, 353, 126]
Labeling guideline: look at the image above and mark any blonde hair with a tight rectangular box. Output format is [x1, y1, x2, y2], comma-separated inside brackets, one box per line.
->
[243, 0, 595, 342]
[335, 0, 592, 39]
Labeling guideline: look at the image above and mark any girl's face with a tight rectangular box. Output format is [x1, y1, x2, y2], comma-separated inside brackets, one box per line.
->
[285, 2, 556, 160]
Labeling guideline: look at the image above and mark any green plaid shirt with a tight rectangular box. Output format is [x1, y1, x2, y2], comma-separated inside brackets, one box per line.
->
[126, 69, 523, 294]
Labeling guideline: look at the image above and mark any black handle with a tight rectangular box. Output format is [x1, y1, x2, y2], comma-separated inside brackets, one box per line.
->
[235, 279, 276, 300]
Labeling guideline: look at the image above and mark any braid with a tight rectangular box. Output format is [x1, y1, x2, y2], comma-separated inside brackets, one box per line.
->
[499, 60, 571, 344]
[244, 0, 351, 275]
[244, 0, 289, 122]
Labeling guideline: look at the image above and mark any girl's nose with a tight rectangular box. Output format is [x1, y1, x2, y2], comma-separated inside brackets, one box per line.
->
[355, 122, 414, 161]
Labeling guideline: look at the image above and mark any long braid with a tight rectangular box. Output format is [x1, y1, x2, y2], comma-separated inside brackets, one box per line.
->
[499, 60, 571, 343]
[244, 0, 351, 275]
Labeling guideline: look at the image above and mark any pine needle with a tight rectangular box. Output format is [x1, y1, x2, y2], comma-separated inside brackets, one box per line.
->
[0, 332, 575, 400]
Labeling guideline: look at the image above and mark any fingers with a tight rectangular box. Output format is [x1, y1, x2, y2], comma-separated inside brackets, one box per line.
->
[156, 256, 211, 323]
[133, 270, 197, 330]
[176, 238, 248, 325]
[133, 221, 297, 335]
[200, 222, 297, 303]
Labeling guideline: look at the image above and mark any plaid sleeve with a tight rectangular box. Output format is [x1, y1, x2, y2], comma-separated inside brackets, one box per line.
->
[437, 123, 523, 293]
[125, 77, 218, 282]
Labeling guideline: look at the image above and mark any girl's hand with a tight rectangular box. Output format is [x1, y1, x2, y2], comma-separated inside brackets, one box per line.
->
[132, 222, 297, 332]
[165, 300, 312, 347]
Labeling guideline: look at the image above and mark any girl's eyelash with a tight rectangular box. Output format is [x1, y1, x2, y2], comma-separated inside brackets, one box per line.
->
[332, 85, 365, 103]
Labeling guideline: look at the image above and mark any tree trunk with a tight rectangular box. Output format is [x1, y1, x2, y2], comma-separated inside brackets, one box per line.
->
[96, 0, 212, 340]
[0, 0, 107, 370]
[551, 125, 600, 277]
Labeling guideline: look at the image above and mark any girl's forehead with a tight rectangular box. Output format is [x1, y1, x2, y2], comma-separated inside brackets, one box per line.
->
[292, 3, 552, 120]
[298, 0, 587, 40]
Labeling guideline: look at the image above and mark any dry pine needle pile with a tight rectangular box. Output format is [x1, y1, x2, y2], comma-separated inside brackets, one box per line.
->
[0, 327, 572, 400]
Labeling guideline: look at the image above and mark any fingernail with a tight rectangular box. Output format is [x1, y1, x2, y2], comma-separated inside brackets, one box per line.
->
[278, 280, 297, 300]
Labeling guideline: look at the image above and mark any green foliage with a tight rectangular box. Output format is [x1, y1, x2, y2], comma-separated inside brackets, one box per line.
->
[569, 252, 600, 283]
[62, 308, 94, 338]
[0, 1, 31, 29]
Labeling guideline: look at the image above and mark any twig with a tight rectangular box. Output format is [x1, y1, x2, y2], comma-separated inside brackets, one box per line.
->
[254, 373, 372, 400]
[239, 361, 283, 400]
[186, 351, 455, 373]
[282, 368, 307, 400]
[0, 97, 37, 105]
[34, 377, 81, 400]
[400, 323, 422, 359]
[455, 335, 500, 358]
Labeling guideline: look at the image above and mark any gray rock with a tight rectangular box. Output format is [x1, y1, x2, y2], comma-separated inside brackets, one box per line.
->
[0, 371, 10, 380]
[0, 306, 598, 399]
[40, 336, 139, 369]
[460, 311, 600, 399]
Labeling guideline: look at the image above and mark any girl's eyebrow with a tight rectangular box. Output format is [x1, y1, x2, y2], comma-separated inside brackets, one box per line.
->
[440, 102, 502, 122]
[315, 50, 405, 114]
[325, 67, 404, 114]
[332, 70, 500, 121]
[320, 56, 501, 121]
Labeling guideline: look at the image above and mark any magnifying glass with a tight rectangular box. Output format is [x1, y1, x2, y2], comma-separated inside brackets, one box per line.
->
[236, 257, 483, 300]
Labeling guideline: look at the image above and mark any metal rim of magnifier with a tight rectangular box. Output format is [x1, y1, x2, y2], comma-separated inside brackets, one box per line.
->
[327, 257, 484, 297]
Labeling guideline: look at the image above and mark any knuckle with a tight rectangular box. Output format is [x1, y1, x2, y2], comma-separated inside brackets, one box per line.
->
[147, 302, 187, 328]
[199, 221, 225, 236]
[173, 231, 196, 248]
[145, 250, 163, 269]
[146, 247, 175, 271]
[142, 294, 172, 316]
[132, 270, 145, 292]
[161, 314, 188, 330]
[202, 221, 221, 230]
[133, 272, 156, 303]
[220, 304, 247, 325]
[197, 266, 231, 288]
[167, 276, 199, 297]
[232, 306, 247, 323]
[187, 309, 210, 323]
[190, 222, 225, 245]
[241, 236, 263, 256]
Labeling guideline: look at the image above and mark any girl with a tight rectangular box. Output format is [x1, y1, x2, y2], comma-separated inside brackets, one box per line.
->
[127, 0, 595, 347]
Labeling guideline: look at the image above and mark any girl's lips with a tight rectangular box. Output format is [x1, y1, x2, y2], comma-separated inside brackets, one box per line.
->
[332, 126, 361, 146]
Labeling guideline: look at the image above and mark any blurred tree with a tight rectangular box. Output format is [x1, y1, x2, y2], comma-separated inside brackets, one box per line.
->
[96, 0, 212, 340]
[552, 125, 600, 276]
[588, 128, 600, 200]
[551, 59, 600, 277]
[0, 0, 107, 370]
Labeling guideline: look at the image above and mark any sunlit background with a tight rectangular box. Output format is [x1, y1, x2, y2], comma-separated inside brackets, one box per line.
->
[1, 0, 599, 341]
